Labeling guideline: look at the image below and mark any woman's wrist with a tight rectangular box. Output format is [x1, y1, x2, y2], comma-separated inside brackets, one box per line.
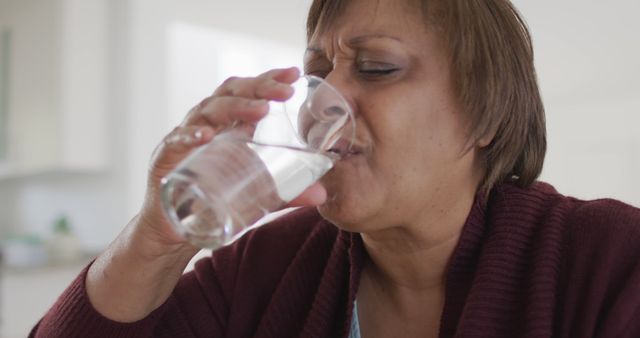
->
[128, 212, 200, 262]
[85, 215, 199, 322]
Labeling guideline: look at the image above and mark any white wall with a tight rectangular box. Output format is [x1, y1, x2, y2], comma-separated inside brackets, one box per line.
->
[513, 1, 640, 206]
[544, 92, 640, 205]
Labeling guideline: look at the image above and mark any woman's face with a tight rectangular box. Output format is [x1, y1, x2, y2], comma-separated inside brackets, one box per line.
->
[308, 0, 484, 231]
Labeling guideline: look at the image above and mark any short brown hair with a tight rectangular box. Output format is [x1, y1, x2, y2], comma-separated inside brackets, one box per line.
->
[307, 0, 546, 195]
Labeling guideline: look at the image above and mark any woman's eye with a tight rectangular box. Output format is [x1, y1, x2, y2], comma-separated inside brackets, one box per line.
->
[360, 68, 398, 75]
[358, 62, 399, 77]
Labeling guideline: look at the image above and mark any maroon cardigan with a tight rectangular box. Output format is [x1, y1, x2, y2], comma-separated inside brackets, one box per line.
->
[30, 182, 640, 337]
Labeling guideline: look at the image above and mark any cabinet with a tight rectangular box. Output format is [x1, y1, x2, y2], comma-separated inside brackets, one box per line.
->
[0, 0, 108, 179]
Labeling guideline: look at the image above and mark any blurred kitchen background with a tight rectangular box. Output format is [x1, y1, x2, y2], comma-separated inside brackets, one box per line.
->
[0, 0, 638, 336]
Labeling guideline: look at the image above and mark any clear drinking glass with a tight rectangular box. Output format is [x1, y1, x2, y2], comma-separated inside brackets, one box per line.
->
[161, 75, 354, 248]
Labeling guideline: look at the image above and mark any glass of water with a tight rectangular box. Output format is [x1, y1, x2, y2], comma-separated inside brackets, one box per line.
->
[161, 75, 355, 248]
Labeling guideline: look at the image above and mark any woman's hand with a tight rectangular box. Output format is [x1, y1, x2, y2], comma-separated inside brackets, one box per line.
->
[86, 67, 327, 322]
[137, 66, 326, 252]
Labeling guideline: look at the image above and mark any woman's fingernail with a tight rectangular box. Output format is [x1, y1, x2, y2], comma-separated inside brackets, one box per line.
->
[276, 83, 291, 91]
[182, 135, 193, 144]
[194, 130, 203, 140]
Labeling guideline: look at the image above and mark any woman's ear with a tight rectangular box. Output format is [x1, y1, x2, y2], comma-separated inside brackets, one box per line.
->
[477, 127, 497, 148]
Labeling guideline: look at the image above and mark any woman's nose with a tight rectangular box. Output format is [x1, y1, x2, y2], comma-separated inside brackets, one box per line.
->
[322, 71, 358, 116]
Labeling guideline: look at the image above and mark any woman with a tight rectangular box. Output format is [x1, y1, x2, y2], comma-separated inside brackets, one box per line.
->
[31, 0, 640, 337]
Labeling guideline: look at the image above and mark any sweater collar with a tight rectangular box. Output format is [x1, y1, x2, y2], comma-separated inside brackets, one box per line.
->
[438, 190, 488, 336]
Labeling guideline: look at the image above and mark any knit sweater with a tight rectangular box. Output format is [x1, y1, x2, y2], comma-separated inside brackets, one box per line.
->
[30, 182, 640, 337]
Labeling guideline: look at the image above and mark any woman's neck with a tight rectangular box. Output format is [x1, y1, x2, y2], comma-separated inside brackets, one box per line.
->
[359, 187, 476, 293]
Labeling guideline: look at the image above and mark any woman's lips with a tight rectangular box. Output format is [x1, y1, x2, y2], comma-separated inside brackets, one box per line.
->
[327, 139, 364, 160]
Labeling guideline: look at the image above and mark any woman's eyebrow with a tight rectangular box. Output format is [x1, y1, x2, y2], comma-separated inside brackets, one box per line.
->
[306, 34, 403, 54]
[305, 47, 323, 54]
[348, 34, 403, 46]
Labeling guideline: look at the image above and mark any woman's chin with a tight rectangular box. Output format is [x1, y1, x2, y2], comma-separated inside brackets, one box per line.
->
[317, 167, 379, 230]
[317, 196, 367, 232]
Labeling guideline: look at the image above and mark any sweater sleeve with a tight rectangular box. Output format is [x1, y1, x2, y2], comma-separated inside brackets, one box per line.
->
[28, 208, 322, 338]
[29, 261, 169, 338]
[28, 257, 229, 338]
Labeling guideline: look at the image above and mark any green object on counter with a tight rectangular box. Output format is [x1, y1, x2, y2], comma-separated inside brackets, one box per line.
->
[53, 216, 71, 234]
[53, 215, 72, 234]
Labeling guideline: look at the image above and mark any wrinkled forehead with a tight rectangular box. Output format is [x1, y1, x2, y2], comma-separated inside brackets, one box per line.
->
[307, 0, 429, 44]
